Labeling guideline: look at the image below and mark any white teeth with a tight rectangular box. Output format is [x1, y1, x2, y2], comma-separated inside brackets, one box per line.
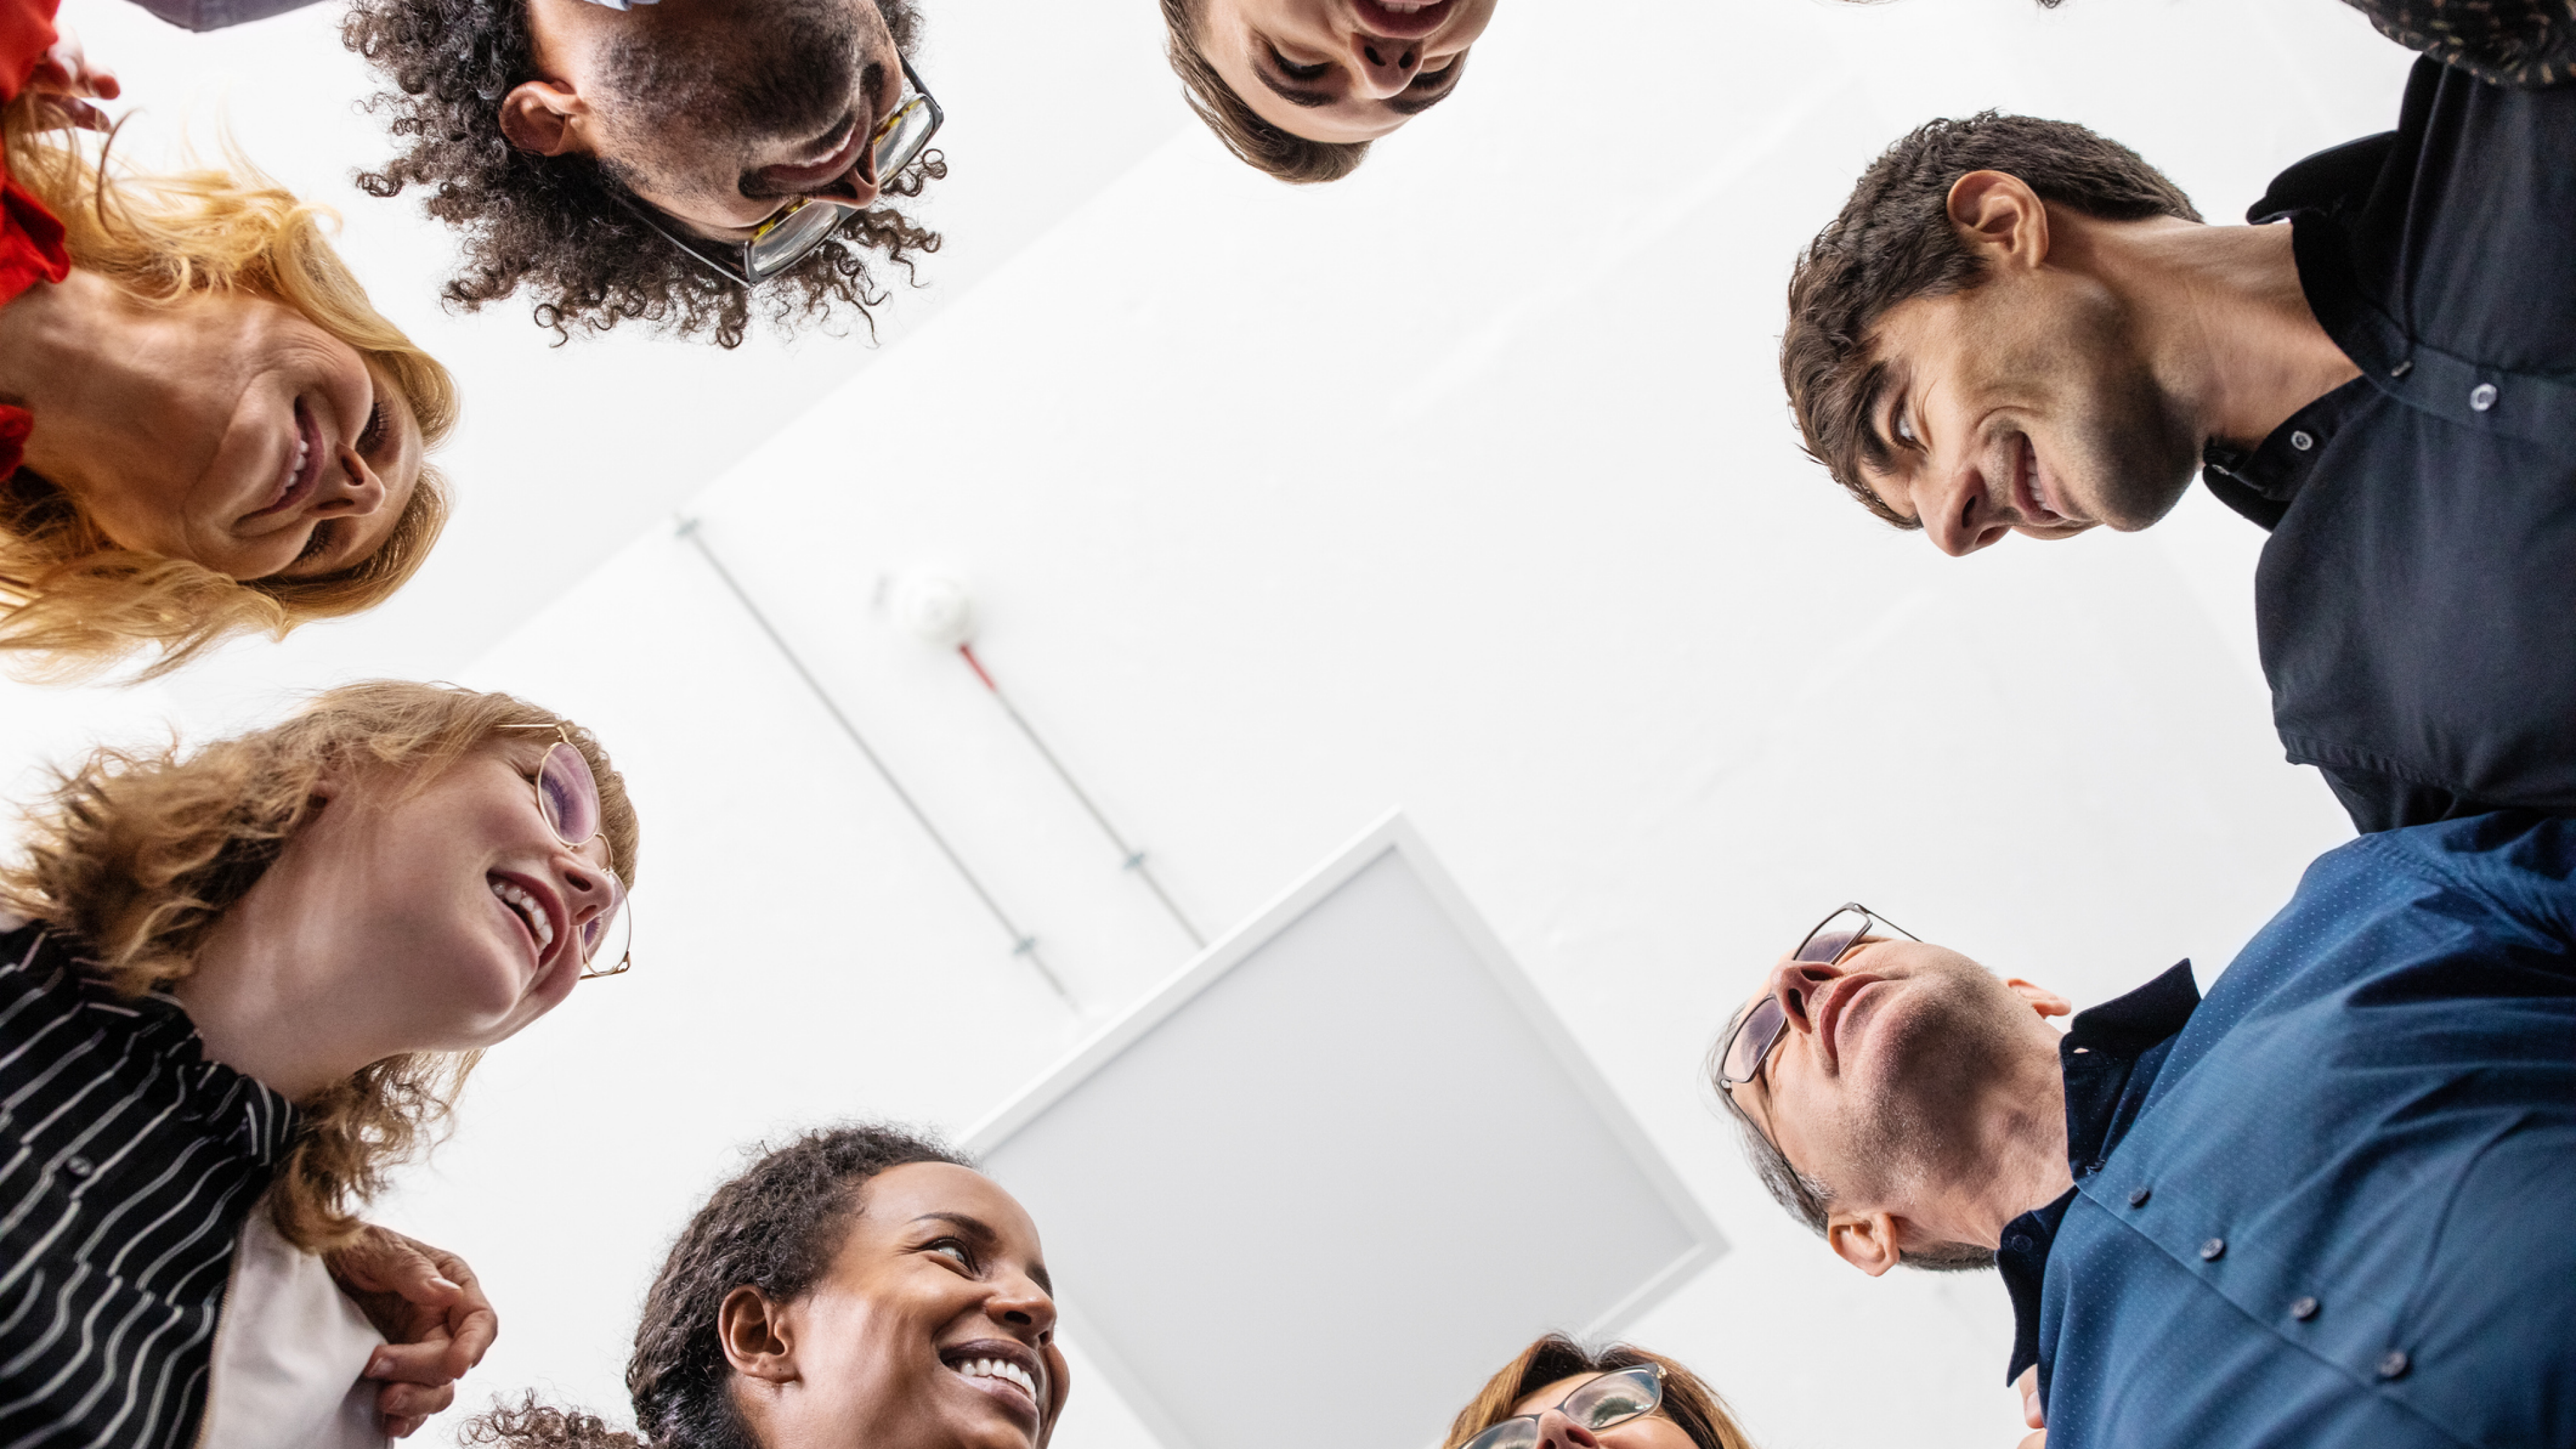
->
[282, 435, 309, 492]
[957, 1356, 1038, 1400]
[489, 879, 553, 951]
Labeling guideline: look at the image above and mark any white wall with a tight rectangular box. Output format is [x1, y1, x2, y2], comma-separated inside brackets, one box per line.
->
[0, 1, 2410, 1446]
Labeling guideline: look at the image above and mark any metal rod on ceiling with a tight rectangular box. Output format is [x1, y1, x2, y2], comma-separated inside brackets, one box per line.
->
[957, 643, 1209, 950]
[677, 517, 1077, 1011]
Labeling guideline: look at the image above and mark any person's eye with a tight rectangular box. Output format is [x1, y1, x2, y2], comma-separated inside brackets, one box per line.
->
[357, 400, 388, 455]
[1409, 59, 1458, 89]
[1268, 46, 1330, 81]
[928, 1236, 979, 1270]
[1894, 411, 1919, 447]
[293, 521, 337, 568]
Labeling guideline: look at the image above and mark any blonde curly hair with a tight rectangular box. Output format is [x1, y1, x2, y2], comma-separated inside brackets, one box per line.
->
[0, 102, 458, 682]
[0, 680, 639, 1250]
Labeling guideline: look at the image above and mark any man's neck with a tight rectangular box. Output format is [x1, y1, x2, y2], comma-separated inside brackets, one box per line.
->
[2113, 218, 2362, 453]
[1926, 1044, 2078, 1250]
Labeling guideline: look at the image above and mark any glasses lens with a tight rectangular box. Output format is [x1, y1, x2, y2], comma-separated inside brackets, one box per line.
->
[580, 888, 632, 975]
[1564, 1368, 1662, 1431]
[1794, 908, 1874, 965]
[537, 743, 603, 847]
[872, 94, 938, 177]
[745, 199, 847, 280]
[1721, 996, 1787, 1086]
[1460, 1421, 1542, 1449]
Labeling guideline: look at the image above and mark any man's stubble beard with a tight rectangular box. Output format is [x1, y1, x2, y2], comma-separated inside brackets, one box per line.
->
[1843, 965, 2041, 1212]
[2057, 290, 2202, 532]
[595, 0, 870, 197]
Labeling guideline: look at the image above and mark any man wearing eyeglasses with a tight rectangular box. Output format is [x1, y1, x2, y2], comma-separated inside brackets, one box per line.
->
[341, 0, 944, 346]
[1712, 814, 2576, 1449]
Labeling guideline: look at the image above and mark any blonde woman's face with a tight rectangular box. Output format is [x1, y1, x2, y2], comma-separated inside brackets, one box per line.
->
[1507, 1374, 1699, 1449]
[248, 737, 619, 1054]
[24, 278, 423, 582]
[1201, 0, 1495, 144]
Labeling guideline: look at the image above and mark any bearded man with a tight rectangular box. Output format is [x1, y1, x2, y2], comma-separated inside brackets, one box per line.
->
[341, 0, 945, 347]
[1713, 814, 2576, 1448]
[1777, 51, 2576, 835]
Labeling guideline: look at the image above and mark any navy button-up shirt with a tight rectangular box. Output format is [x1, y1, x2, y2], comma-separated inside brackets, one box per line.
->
[1994, 812, 2576, 1449]
[2196, 56, 2576, 835]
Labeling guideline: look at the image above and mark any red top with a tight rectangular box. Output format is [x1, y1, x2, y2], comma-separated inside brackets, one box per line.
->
[0, 0, 70, 482]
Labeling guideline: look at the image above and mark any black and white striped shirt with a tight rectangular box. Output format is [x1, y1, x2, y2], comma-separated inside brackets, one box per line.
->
[0, 918, 297, 1449]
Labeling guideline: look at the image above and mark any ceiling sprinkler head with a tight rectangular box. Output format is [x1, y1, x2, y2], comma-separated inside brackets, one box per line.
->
[892, 570, 978, 648]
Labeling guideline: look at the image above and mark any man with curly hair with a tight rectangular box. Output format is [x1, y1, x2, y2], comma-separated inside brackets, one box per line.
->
[343, 0, 944, 347]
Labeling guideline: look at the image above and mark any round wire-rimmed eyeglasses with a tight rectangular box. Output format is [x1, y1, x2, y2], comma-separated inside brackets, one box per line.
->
[1459, 1365, 1667, 1449]
[497, 724, 632, 980]
[612, 57, 944, 289]
[1716, 902, 1919, 1091]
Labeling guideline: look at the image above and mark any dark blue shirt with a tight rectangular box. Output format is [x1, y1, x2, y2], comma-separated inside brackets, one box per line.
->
[2198, 57, 2576, 835]
[1994, 813, 2576, 1449]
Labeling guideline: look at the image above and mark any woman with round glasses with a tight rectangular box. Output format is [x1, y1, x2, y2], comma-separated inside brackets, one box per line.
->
[0, 680, 639, 1446]
[0, 6, 458, 681]
[1445, 1336, 1756, 1449]
[466, 1122, 1071, 1449]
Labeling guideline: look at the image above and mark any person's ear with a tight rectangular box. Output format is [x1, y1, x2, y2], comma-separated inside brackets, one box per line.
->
[497, 80, 593, 158]
[716, 1286, 799, 1383]
[2005, 977, 2073, 1020]
[1946, 170, 2051, 271]
[1825, 1208, 1904, 1277]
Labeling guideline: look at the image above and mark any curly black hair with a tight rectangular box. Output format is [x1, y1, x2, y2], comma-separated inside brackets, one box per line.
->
[342, 0, 943, 348]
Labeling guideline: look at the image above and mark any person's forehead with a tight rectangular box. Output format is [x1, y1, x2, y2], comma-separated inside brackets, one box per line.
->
[864, 1162, 1042, 1242]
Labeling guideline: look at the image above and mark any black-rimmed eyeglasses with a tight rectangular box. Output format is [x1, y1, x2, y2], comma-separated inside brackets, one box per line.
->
[614, 57, 944, 288]
[1716, 902, 1918, 1091]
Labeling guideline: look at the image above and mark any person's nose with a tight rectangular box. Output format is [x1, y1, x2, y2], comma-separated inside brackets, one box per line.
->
[316, 448, 388, 519]
[986, 1267, 1058, 1339]
[555, 848, 623, 941]
[1346, 31, 1425, 99]
[1534, 1409, 1602, 1449]
[1920, 451, 2012, 557]
[1769, 957, 1847, 1036]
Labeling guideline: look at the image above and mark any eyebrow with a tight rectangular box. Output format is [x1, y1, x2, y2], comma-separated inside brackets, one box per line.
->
[910, 1212, 1054, 1295]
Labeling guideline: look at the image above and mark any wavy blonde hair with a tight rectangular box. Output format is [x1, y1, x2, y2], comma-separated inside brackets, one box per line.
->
[0, 681, 639, 1250]
[0, 101, 458, 682]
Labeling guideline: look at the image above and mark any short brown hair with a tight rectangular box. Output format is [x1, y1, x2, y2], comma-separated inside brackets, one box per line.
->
[1780, 113, 2200, 525]
[0, 105, 458, 681]
[1443, 1336, 1757, 1449]
[1159, 0, 1371, 184]
[0, 681, 637, 1250]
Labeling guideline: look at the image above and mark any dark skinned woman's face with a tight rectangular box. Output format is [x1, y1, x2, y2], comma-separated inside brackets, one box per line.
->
[721, 1162, 1073, 1449]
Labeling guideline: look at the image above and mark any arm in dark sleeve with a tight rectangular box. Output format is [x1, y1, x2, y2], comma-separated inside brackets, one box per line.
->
[2341, 0, 2576, 87]
[122, 0, 327, 32]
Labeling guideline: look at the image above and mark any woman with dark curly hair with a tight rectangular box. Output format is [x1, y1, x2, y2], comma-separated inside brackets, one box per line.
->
[1161, 0, 1496, 184]
[343, 0, 944, 348]
[0, 680, 641, 1447]
[1444, 1336, 1758, 1449]
[468, 1124, 1071, 1449]
[0, 8, 457, 682]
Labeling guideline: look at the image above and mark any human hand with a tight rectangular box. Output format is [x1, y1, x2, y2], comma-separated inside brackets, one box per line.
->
[323, 1224, 500, 1440]
[25, 27, 119, 131]
[2015, 1366, 2045, 1448]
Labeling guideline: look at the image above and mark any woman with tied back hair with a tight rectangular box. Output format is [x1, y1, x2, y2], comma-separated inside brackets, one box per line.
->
[1161, 0, 1497, 184]
[1445, 1336, 1757, 1449]
[0, 7, 457, 681]
[0, 680, 639, 1447]
[468, 1124, 1071, 1449]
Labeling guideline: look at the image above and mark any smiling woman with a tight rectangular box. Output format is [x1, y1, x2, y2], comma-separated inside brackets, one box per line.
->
[0, 680, 640, 1446]
[0, 68, 456, 682]
[1444, 1336, 1758, 1449]
[466, 1125, 1072, 1449]
[1161, 0, 1495, 183]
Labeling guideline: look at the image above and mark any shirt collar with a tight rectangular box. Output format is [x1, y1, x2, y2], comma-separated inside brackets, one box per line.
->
[1995, 961, 2201, 1387]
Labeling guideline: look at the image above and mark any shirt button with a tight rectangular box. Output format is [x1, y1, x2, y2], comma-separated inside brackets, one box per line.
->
[2199, 1238, 2227, 1261]
[2291, 1296, 2321, 1322]
[2006, 1234, 2033, 1252]
[2378, 1351, 2411, 1380]
[2127, 1187, 2152, 1208]
[2290, 430, 2314, 451]
[2470, 383, 2499, 412]
[63, 1155, 93, 1177]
